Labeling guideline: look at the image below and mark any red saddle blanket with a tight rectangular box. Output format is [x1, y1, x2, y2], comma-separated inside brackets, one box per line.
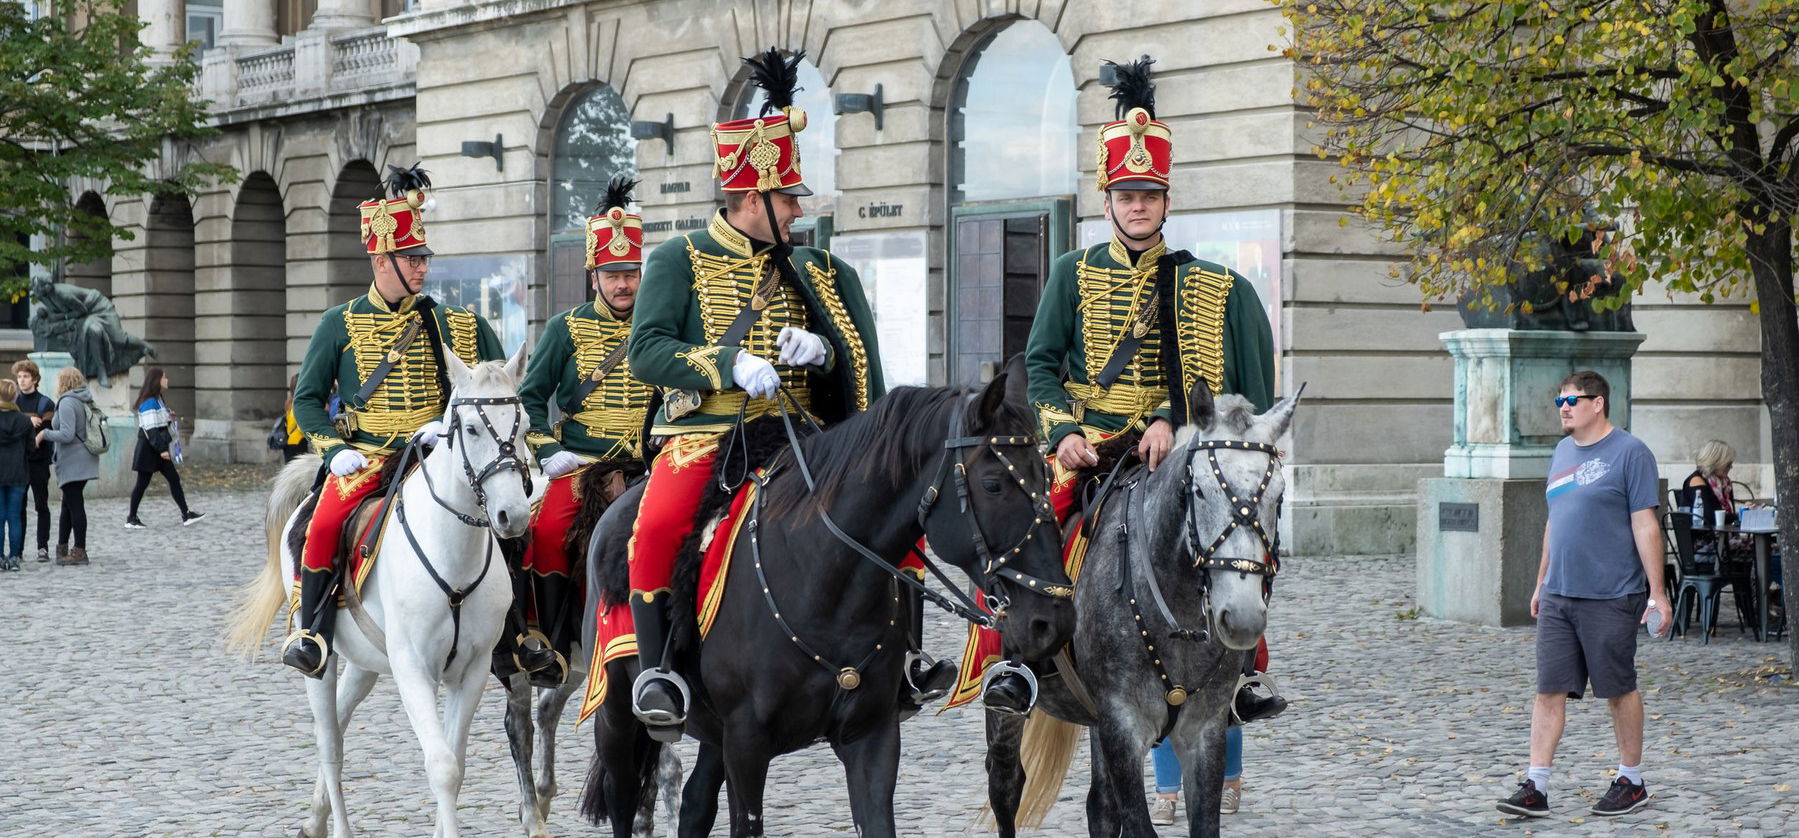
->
[577, 478, 759, 723]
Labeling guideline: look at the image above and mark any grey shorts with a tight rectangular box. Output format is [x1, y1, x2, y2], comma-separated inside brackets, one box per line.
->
[1536, 592, 1646, 699]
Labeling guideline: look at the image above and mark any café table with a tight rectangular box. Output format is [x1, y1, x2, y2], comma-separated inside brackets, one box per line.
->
[1695, 520, 1778, 641]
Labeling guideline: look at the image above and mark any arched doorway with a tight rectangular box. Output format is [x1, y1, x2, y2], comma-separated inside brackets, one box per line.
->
[326, 160, 381, 303]
[545, 84, 636, 319]
[946, 20, 1077, 384]
[140, 193, 197, 418]
[196, 172, 286, 452]
[731, 57, 839, 246]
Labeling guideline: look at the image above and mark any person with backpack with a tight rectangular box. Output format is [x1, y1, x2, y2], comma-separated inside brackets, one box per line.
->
[124, 366, 203, 528]
[37, 366, 101, 566]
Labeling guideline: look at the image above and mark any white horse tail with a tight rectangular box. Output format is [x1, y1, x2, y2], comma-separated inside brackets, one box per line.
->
[1012, 711, 1080, 828]
[225, 453, 322, 657]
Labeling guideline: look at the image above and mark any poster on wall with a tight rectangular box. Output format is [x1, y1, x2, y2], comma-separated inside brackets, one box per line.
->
[424, 255, 530, 355]
[1079, 209, 1283, 372]
[832, 230, 929, 387]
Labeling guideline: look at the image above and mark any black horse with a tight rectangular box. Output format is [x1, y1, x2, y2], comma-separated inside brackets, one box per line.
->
[579, 355, 1076, 837]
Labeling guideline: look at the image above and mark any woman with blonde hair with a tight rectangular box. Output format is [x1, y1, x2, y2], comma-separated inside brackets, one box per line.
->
[1684, 440, 1741, 532]
[36, 366, 99, 566]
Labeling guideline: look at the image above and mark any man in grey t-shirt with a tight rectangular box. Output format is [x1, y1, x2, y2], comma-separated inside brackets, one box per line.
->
[1497, 370, 1672, 820]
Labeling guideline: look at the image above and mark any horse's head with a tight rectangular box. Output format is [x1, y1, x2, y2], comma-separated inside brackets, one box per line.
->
[1174, 379, 1301, 651]
[437, 341, 534, 539]
[925, 355, 1075, 661]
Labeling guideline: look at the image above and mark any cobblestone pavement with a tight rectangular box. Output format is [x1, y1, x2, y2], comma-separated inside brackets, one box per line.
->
[2, 483, 1793, 836]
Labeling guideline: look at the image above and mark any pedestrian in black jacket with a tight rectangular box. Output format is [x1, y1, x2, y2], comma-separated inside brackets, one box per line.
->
[0, 379, 37, 571]
[125, 367, 203, 528]
[12, 360, 55, 563]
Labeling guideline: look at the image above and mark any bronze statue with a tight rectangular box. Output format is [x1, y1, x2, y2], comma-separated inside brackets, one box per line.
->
[1458, 225, 1635, 332]
[29, 272, 156, 386]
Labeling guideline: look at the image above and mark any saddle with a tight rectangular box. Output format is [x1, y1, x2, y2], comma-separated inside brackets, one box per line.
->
[1063, 432, 1143, 584]
[287, 456, 410, 596]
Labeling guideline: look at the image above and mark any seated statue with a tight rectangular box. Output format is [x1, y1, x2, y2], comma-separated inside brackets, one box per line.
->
[1458, 225, 1635, 332]
[29, 273, 157, 386]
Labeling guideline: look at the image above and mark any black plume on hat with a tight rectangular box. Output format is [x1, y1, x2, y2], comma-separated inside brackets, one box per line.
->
[1104, 56, 1157, 120]
[382, 162, 432, 198]
[601, 174, 638, 212]
[744, 47, 804, 116]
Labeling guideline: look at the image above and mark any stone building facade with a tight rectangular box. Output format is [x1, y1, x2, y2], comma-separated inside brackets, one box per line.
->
[64, 0, 1768, 551]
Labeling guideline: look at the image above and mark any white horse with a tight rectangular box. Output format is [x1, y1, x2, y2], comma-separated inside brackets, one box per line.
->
[228, 345, 534, 838]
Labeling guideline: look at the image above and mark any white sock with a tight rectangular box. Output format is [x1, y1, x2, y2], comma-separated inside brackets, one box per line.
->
[1618, 763, 1643, 785]
[1526, 766, 1551, 794]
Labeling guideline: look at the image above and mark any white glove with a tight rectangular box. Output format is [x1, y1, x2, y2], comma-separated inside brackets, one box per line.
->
[732, 351, 781, 400]
[775, 326, 828, 367]
[410, 419, 447, 446]
[329, 449, 369, 478]
[540, 450, 589, 479]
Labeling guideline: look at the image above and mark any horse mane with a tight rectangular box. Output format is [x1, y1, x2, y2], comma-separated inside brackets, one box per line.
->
[759, 384, 1035, 519]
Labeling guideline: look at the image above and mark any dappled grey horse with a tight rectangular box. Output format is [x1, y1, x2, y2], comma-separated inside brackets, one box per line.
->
[985, 381, 1300, 838]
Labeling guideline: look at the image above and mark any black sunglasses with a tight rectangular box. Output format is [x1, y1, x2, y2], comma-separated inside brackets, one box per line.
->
[1554, 394, 1598, 408]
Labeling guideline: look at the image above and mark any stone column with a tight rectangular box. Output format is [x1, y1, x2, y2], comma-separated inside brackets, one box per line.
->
[138, 0, 183, 56]
[218, 0, 279, 48]
[308, 0, 375, 32]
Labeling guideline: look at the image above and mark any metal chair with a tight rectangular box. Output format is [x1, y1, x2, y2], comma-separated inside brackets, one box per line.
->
[1665, 512, 1756, 643]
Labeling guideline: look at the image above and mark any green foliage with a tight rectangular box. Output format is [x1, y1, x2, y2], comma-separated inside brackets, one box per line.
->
[0, 0, 236, 295]
[1279, 0, 1799, 310]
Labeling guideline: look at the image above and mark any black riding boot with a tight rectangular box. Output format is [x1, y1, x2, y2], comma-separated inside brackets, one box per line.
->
[630, 589, 688, 740]
[492, 536, 559, 682]
[1232, 677, 1287, 725]
[981, 660, 1038, 716]
[282, 567, 338, 678]
[898, 587, 956, 719]
[529, 571, 576, 688]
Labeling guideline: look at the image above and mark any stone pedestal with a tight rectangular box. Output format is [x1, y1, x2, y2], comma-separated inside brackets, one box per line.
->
[30, 352, 138, 499]
[1415, 329, 1646, 626]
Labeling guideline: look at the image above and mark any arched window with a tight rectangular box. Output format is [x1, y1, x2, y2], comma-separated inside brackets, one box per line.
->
[736, 57, 839, 239]
[547, 84, 637, 315]
[945, 20, 1077, 384]
[950, 23, 1077, 204]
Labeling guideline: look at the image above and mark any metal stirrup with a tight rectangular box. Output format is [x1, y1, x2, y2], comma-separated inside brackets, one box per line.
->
[981, 660, 1040, 715]
[630, 667, 692, 725]
[1230, 671, 1280, 726]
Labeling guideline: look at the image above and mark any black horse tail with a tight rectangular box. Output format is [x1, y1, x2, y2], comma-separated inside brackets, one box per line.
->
[579, 723, 663, 827]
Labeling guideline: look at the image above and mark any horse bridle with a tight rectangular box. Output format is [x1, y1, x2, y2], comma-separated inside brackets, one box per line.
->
[432, 395, 534, 518]
[390, 394, 532, 671]
[1183, 437, 1282, 598]
[912, 396, 1072, 614]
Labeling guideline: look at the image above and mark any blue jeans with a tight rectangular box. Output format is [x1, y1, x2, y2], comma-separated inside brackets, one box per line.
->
[1150, 728, 1242, 794]
[0, 484, 26, 558]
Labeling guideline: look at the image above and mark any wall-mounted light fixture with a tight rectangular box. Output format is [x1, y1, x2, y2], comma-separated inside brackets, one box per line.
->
[631, 113, 675, 155]
[833, 84, 883, 130]
[459, 133, 503, 171]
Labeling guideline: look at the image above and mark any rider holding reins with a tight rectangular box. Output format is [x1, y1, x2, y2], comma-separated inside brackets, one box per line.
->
[516, 175, 658, 687]
[951, 57, 1287, 723]
[283, 166, 518, 679]
[622, 48, 961, 739]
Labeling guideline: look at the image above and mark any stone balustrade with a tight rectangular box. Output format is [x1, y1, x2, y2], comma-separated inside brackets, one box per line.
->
[199, 25, 417, 121]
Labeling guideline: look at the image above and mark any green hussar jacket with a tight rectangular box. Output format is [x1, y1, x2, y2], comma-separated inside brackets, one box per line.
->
[294, 285, 505, 461]
[1025, 238, 1275, 449]
[629, 211, 885, 435]
[519, 301, 656, 463]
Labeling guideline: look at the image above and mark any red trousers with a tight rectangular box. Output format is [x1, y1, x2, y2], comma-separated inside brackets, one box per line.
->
[627, 436, 720, 596]
[301, 455, 387, 573]
[524, 472, 580, 579]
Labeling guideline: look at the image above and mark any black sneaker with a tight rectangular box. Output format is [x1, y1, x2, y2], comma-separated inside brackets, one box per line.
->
[124, 517, 147, 530]
[180, 511, 206, 526]
[1496, 780, 1550, 818]
[1591, 777, 1650, 816]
